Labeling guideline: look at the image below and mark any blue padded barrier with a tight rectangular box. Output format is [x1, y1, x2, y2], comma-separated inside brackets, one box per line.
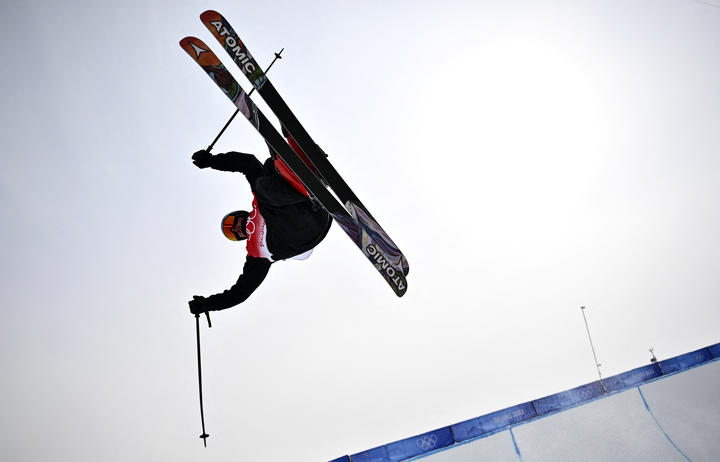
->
[658, 347, 713, 374]
[386, 427, 454, 461]
[350, 427, 454, 462]
[532, 381, 605, 416]
[603, 363, 662, 392]
[709, 342, 720, 358]
[350, 445, 390, 462]
[330, 342, 720, 462]
[451, 402, 537, 442]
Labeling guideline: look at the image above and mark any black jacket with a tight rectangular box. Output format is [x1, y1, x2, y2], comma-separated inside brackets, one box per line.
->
[203, 152, 331, 310]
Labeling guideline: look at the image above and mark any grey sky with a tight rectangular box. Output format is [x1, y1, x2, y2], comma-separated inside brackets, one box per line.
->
[1, 0, 719, 461]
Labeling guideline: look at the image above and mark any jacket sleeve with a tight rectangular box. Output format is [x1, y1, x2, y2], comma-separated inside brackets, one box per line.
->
[204, 256, 272, 311]
[209, 152, 264, 186]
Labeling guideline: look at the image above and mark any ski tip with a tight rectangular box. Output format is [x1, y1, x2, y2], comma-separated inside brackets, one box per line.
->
[200, 10, 221, 21]
[179, 37, 221, 66]
[390, 273, 408, 297]
[397, 282, 408, 297]
[179, 36, 203, 46]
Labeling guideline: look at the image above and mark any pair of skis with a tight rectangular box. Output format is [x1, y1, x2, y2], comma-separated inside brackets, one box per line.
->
[180, 10, 409, 296]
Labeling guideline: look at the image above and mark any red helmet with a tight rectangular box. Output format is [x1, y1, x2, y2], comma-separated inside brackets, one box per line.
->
[221, 210, 249, 241]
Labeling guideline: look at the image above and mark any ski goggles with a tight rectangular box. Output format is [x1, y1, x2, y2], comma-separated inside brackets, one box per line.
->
[221, 214, 246, 241]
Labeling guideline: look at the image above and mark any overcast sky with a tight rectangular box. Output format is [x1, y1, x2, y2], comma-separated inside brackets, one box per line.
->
[1, 0, 719, 461]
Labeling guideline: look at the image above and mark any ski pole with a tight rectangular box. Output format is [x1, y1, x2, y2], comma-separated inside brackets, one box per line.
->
[195, 312, 211, 446]
[206, 48, 285, 152]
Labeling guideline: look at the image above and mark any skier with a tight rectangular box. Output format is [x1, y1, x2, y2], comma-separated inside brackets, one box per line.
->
[187, 139, 331, 315]
[180, 34, 408, 297]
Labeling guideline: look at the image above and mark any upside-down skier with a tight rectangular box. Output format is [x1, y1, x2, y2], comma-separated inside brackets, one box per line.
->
[187, 135, 331, 315]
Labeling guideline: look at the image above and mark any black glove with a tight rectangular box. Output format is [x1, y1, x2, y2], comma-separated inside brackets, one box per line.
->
[189, 295, 211, 315]
[192, 149, 212, 169]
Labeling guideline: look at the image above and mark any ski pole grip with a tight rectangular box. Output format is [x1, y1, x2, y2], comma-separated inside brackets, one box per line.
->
[205, 311, 212, 328]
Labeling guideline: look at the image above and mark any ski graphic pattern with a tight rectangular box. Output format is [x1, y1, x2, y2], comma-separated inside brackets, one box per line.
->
[180, 37, 407, 296]
[199, 10, 409, 278]
[180, 39, 260, 128]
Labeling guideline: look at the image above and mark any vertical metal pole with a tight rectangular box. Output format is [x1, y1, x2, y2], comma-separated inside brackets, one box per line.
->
[580, 306, 603, 381]
[649, 347, 658, 363]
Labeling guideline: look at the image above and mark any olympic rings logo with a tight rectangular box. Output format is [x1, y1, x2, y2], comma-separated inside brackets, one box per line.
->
[246, 208, 257, 236]
[416, 434, 438, 451]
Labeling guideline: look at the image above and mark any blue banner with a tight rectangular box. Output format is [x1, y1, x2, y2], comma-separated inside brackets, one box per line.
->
[603, 363, 662, 392]
[328, 457, 350, 462]
[658, 347, 713, 374]
[451, 402, 537, 441]
[533, 381, 605, 415]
